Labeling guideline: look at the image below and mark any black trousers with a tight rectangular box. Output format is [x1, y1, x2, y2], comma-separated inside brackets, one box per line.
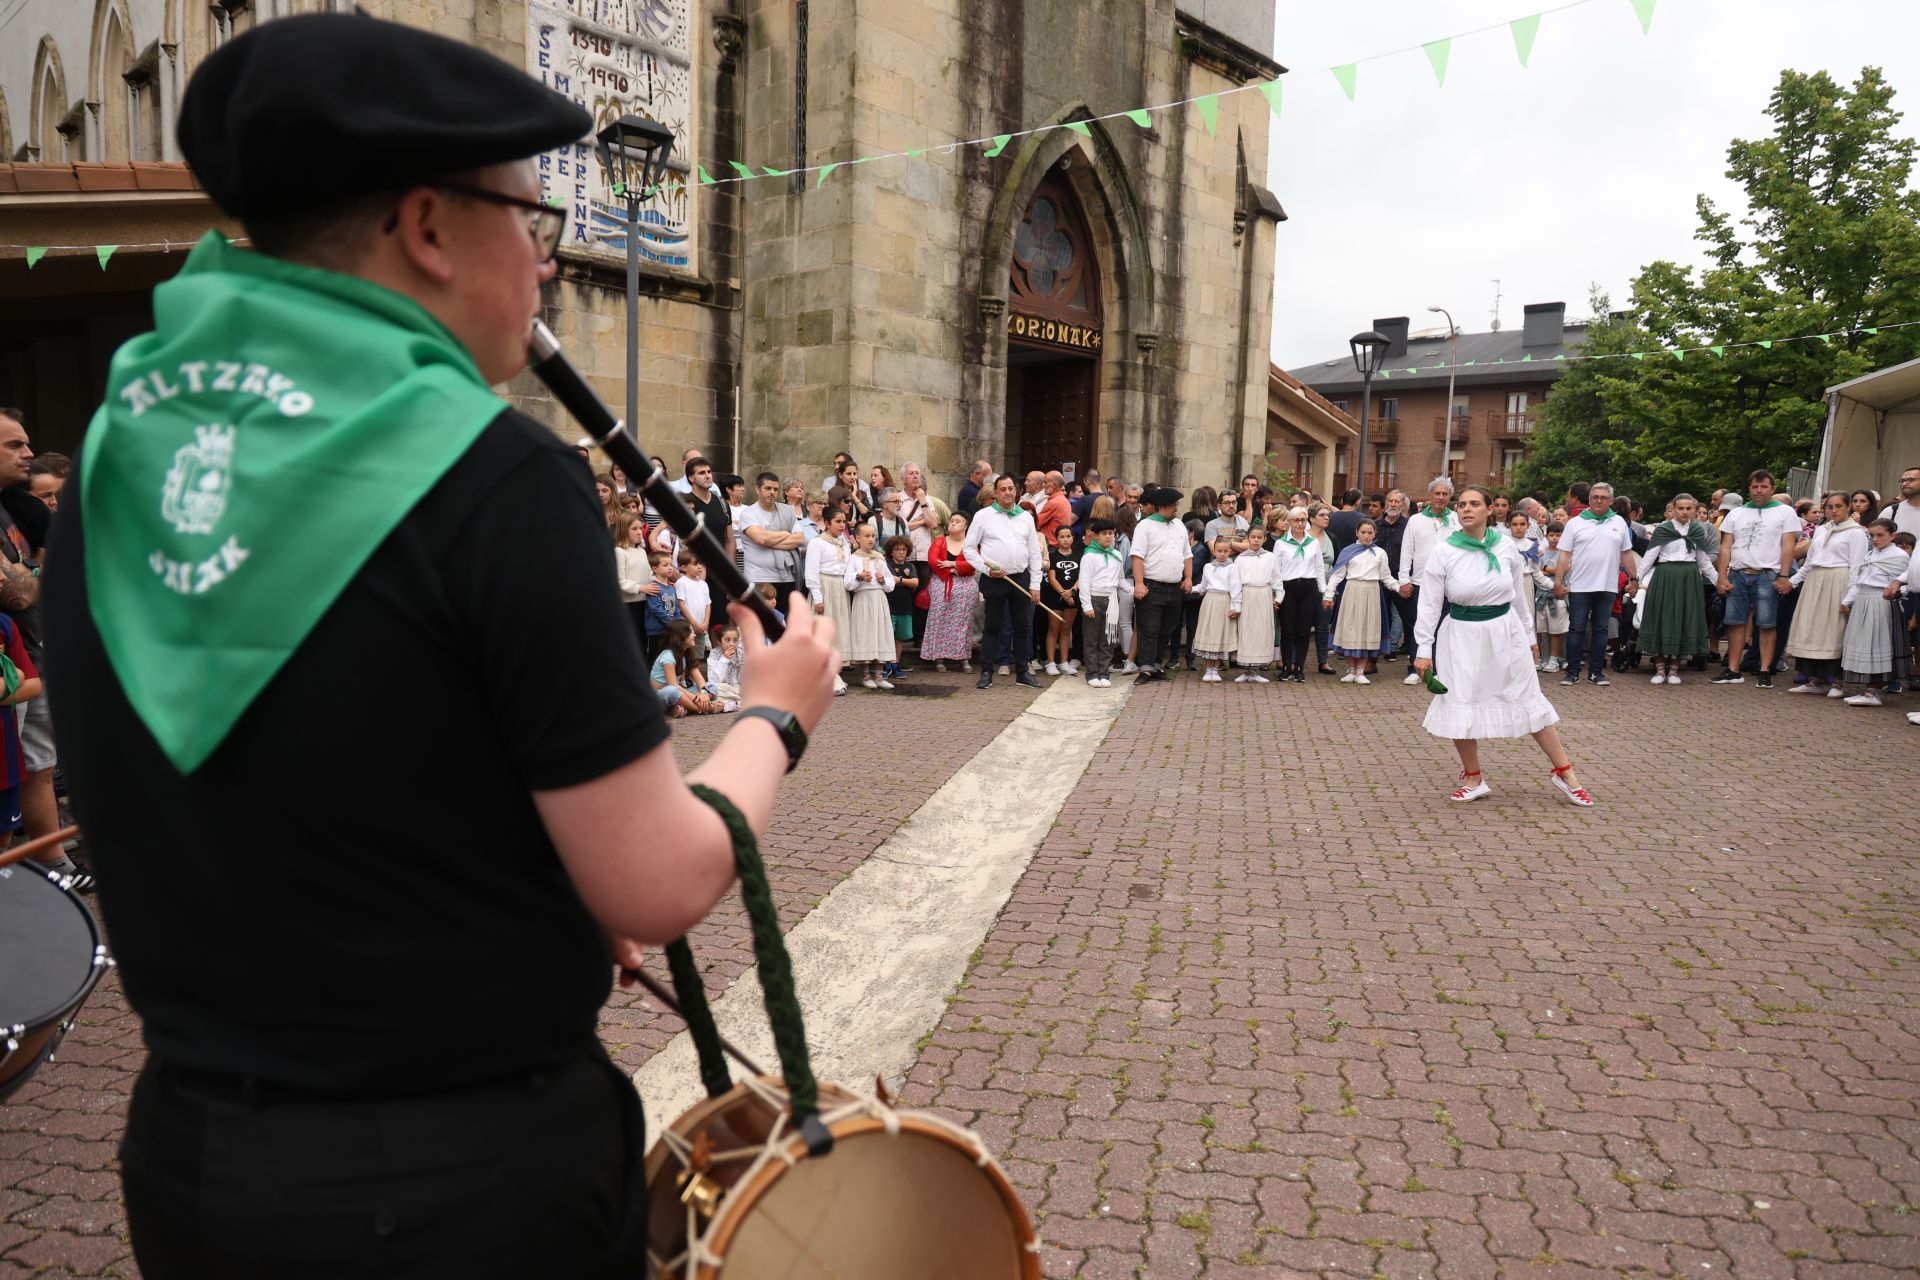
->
[1278, 579, 1319, 670]
[121, 1043, 647, 1280]
[1135, 581, 1184, 672]
[1395, 585, 1420, 661]
[979, 575, 1035, 673]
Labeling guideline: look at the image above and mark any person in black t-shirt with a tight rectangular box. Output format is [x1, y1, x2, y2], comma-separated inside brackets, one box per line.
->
[40, 17, 840, 1279]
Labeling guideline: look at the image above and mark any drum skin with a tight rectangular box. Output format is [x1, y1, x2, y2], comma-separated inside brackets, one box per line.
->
[0, 864, 106, 1099]
[646, 1078, 1041, 1279]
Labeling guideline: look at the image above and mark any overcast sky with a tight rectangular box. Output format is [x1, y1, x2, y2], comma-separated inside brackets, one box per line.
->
[1264, 0, 1920, 371]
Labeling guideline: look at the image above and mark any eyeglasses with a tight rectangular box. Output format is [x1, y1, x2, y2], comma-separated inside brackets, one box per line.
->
[433, 182, 568, 261]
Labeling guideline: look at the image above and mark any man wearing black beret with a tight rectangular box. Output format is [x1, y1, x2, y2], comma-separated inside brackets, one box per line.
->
[42, 14, 839, 1277]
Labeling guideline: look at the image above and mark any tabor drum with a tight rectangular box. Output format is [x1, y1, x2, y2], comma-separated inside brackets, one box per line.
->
[646, 1076, 1040, 1279]
[0, 859, 111, 1100]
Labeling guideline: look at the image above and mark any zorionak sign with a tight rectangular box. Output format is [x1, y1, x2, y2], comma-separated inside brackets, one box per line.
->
[1008, 312, 1103, 352]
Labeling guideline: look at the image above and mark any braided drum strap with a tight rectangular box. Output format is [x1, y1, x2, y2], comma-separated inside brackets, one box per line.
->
[680, 784, 826, 1133]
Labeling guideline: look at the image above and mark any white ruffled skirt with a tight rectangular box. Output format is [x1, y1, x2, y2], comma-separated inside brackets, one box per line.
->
[1423, 607, 1561, 740]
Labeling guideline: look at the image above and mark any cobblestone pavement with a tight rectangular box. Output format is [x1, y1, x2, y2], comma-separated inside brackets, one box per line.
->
[0, 671, 1037, 1279]
[6, 667, 1918, 1278]
[900, 674, 1920, 1279]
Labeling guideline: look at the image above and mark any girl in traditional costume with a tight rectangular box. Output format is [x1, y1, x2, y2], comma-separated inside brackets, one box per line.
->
[1785, 492, 1866, 696]
[1636, 493, 1722, 684]
[1323, 517, 1399, 683]
[1413, 485, 1592, 807]
[1232, 524, 1277, 681]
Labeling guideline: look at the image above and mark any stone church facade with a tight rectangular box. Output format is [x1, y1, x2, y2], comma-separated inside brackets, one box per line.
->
[2, 0, 1284, 496]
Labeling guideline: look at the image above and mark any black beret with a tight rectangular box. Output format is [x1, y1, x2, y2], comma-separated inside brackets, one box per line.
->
[1144, 487, 1184, 508]
[179, 13, 591, 219]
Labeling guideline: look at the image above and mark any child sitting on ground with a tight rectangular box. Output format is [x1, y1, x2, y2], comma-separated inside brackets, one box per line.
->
[707, 624, 744, 704]
[650, 619, 732, 716]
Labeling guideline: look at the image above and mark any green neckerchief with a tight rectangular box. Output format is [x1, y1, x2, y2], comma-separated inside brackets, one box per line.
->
[1280, 532, 1313, 558]
[1743, 499, 1786, 510]
[1648, 518, 1717, 558]
[1142, 513, 1170, 524]
[1084, 543, 1122, 560]
[79, 231, 505, 773]
[1445, 525, 1505, 572]
[1579, 507, 1615, 522]
[1420, 503, 1450, 521]
[992, 501, 1021, 517]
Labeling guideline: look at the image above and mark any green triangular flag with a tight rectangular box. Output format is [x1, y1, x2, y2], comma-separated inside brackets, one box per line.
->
[906, 148, 925, 159]
[1331, 63, 1358, 101]
[1259, 78, 1283, 119]
[1672, 348, 1685, 361]
[1711, 344, 1726, 357]
[1423, 39, 1451, 87]
[697, 165, 716, 185]
[984, 134, 1013, 158]
[1520, 353, 1533, 362]
[1630, 351, 1646, 360]
[1758, 340, 1772, 349]
[1816, 333, 1832, 344]
[1864, 327, 1879, 334]
[611, 181, 626, 197]
[1378, 369, 1390, 379]
[96, 244, 118, 269]
[24, 247, 47, 269]
[1462, 359, 1477, 367]
[816, 162, 840, 189]
[1126, 109, 1152, 128]
[1554, 353, 1565, 360]
[1064, 120, 1092, 137]
[1196, 94, 1219, 135]
[1629, 0, 1655, 34]
[728, 161, 756, 180]
[1510, 13, 1541, 66]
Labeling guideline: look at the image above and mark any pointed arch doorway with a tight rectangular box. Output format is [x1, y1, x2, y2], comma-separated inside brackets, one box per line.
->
[1005, 174, 1104, 482]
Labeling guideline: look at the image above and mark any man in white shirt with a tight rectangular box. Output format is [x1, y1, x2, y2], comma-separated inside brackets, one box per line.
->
[1712, 468, 1802, 688]
[1019, 471, 1046, 514]
[1129, 487, 1192, 682]
[963, 474, 1044, 690]
[667, 446, 702, 496]
[1877, 465, 1920, 539]
[1552, 480, 1639, 687]
[1397, 477, 1460, 684]
[737, 472, 806, 606]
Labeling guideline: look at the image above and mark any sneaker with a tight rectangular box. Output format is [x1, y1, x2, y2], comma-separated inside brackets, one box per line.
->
[1845, 692, 1883, 706]
[1710, 668, 1744, 684]
[720, 700, 740, 713]
[1202, 668, 1222, 683]
[1355, 674, 1370, 685]
[863, 676, 879, 689]
[1650, 672, 1667, 685]
[997, 664, 1011, 676]
[876, 679, 895, 690]
[961, 661, 972, 673]
[1403, 671, 1422, 686]
[1233, 673, 1250, 683]
[1559, 674, 1579, 686]
[1064, 660, 1079, 673]
[1906, 711, 1920, 725]
[976, 674, 994, 689]
[934, 661, 947, 672]
[1828, 685, 1846, 698]
[1786, 681, 1822, 694]
[1015, 673, 1042, 689]
[1028, 661, 1042, 676]
[1756, 673, 1774, 689]
[1666, 671, 1682, 685]
[1249, 674, 1270, 683]
[1185, 658, 1199, 671]
[834, 676, 848, 696]
[1450, 773, 1491, 803]
[1045, 662, 1060, 676]
[1542, 657, 1561, 673]
[1340, 672, 1356, 683]
[1589, 673, 1610, 687]
[1116, 661, 1138, 674]
[1550, 767, 1595, 807]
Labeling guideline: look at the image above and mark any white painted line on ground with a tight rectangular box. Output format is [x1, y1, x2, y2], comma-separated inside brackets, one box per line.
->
[634, 675, 1130, 1123]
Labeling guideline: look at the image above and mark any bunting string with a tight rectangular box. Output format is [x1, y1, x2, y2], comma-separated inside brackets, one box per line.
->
[1368, 319, 1920, 377]
[2, 0, 1655, 227]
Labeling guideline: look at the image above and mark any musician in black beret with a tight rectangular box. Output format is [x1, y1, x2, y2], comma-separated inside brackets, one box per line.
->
[41, 14, 838, 1277]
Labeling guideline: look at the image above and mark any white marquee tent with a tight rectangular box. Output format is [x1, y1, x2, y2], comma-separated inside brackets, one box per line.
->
[1817, 356, 1920, 498]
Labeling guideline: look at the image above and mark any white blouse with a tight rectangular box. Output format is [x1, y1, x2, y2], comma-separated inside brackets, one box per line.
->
[1414, 537, 1534, 658]
[1323, 545, 1400, 601]
[1844, 547, 1911, 607]
[1791, 521, 1867, 585]
[1194, 560, 1243, 610]
[803, 535, 850, 597]
[1272, 535, 1327, 587]
[1641, 525, 1719, 585]
[844, 550, 896, 594]
[1235, 548, 1277, 590]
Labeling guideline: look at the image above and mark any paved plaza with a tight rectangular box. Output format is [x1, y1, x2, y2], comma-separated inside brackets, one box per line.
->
[4, 670, 1918, 1278]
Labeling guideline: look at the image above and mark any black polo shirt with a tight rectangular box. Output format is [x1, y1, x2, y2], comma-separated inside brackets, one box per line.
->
[42, 409, 669, 1096]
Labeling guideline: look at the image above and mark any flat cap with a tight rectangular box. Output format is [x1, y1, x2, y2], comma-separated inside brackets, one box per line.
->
[179, 13, 591, 219]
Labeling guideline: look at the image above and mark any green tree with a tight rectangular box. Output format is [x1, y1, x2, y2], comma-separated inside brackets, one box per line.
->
[1525, 67, 1920, 504]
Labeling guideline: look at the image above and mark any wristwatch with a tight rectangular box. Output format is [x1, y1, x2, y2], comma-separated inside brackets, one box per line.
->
[737, 706, 807, 773]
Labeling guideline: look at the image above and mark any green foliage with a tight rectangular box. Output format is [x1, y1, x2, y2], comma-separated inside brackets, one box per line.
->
[1524, 68, 1920, 503]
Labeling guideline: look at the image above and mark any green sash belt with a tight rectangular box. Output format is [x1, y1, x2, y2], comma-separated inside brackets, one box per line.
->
[1448, 602, 1511, 622]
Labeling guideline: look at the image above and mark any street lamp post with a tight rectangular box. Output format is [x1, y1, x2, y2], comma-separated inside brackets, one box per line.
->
[1734, 374, 1769, 482]
[1350, 330, 1391, 494]
[594, 115, 676, 442]
[1428, 305, 1458, 487]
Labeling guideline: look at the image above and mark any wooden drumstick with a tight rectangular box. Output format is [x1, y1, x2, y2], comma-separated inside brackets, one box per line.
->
[0, 826, 81, 872]
[625, 966, 770, 1078]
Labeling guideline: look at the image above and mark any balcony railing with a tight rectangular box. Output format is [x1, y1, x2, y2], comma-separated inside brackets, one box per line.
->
[1332, 472, 1400, 496]
[1432, 413, 1472, 442]
[1490, 410, 1537, 437]
[1356, 415, 1397, 442]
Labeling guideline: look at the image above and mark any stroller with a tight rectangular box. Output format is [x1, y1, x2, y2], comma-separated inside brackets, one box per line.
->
[1609, 570, 1644, 672]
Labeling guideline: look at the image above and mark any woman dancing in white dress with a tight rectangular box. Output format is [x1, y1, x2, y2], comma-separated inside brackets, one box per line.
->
[1414, 485, 1593, 806]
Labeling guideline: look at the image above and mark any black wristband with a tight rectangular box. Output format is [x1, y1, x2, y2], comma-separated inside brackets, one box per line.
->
[736, 706, 806, 773]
